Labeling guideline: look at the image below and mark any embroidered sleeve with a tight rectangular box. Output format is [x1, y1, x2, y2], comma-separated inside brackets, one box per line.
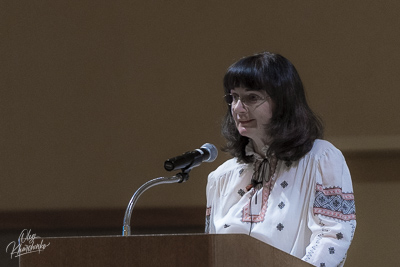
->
[303, 147, 356, 267]
[205, 206, 212, 234]
[205, 170, 217, 234]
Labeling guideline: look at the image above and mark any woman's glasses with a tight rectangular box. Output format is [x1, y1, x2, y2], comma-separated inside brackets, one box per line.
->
[223, 93, 269, 109]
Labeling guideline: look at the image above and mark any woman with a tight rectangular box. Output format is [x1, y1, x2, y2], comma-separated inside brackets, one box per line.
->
[205, 52, 356, 267]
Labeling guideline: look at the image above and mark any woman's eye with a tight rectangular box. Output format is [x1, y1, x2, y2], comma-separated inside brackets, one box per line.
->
[247, 94, 261, 103]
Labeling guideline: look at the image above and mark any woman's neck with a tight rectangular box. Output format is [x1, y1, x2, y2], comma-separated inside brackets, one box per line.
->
[251, 137, 271, 157]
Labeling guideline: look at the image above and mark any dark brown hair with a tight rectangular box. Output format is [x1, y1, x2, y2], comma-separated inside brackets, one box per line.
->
[222, 51, 324, 165]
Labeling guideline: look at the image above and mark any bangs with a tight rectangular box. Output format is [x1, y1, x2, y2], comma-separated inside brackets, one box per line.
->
[223, 57, 267, 94]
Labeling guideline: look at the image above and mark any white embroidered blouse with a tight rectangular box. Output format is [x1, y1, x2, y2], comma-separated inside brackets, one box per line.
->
[205, 139, 356, 267]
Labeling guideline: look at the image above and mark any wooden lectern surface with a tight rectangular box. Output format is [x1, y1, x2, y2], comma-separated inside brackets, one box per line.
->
[19, 234, 312, 267]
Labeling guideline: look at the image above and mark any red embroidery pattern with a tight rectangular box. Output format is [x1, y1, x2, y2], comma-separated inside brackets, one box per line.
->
[313, 208, 356, 221]
[315, 184, 355, 200]
[206, 206, 211, 216]
[241, 180, 272, 223]
[313, 184, 356, 221]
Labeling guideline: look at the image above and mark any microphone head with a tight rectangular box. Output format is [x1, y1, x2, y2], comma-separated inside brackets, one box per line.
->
[201, 143, 218, 162]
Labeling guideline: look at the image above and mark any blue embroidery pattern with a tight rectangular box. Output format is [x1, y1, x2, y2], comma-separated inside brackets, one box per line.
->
[276, 223, 284, 231]
[336, 232, 344, 240]
[238, 189, 245, 196]
[313, 184, 356, 221]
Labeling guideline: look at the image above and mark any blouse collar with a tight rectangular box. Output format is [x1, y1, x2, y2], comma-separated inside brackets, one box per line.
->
[245, 140, 270, 160]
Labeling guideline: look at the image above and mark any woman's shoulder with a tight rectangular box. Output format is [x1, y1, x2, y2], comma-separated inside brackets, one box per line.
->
[208, 158, 244, 181]
[310, 139, 342, 155]
[309, 139, 344, 158]
[309, 140, 353, 191]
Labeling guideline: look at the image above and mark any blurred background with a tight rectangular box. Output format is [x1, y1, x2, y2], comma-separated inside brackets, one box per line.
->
[1, 1, 400, 266]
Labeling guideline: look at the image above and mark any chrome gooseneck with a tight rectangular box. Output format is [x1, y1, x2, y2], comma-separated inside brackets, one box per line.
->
[122, 143, 217, 236]
[122, 172, 189, 236]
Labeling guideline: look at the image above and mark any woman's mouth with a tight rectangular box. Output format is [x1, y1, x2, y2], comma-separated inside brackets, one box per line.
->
[238, 119, 254, 125]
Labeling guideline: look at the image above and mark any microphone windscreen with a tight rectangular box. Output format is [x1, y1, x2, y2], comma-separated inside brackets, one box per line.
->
[201, 143, 218, 162]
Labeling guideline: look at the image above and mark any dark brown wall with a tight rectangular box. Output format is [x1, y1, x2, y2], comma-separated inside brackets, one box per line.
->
[1, 1, 399, 266]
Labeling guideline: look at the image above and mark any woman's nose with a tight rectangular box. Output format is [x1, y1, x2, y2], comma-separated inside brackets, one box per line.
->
[232, 99, 247, 113]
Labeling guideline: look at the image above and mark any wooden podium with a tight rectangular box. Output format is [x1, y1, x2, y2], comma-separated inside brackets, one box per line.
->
[19, 234, 312, 266]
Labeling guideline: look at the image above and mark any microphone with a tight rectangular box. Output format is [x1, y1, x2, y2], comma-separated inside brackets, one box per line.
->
[164, 143, 218, 172]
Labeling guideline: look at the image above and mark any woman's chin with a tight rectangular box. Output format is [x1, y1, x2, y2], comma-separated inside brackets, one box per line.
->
[238, 128, 255, 138]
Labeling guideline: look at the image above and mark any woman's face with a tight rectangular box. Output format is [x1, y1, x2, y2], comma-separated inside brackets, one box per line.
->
[230, 87, 274, 145]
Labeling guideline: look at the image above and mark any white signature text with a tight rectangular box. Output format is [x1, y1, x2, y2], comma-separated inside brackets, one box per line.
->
[6, 229, 50, 258]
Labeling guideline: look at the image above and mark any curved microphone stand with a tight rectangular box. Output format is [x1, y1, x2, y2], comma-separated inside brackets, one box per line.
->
[122, 172, 189, 236]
